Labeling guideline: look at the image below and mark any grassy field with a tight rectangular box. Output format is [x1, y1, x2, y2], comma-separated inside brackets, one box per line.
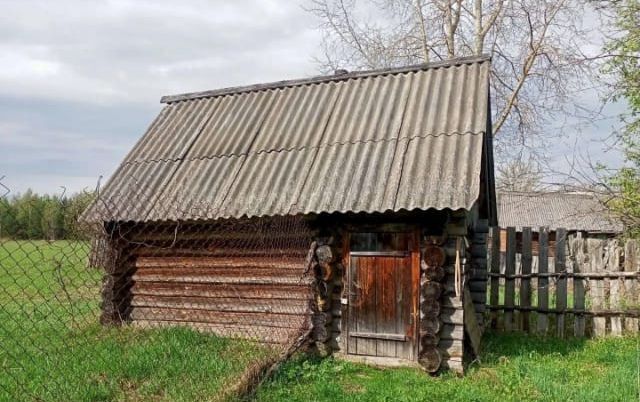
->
[0, 240, 273, 401]
[2, 240, 639, 401]
[257, 333, 640, 402]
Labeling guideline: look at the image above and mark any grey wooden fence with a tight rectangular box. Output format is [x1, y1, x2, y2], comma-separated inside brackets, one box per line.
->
[487, 226, 640, 337]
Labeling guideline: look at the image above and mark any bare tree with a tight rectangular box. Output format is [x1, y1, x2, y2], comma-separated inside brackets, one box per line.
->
[307, 0, 599, 159]
[496, 157, 542, 192]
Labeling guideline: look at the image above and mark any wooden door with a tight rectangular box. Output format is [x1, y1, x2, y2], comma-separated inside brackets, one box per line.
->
[346, 231, 419, 360]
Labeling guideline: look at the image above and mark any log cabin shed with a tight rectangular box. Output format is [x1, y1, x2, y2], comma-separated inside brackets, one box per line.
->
[88, 55, 496, 374]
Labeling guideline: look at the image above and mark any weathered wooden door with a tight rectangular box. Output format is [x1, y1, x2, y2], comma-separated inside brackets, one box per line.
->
[346, 231, 419, 361]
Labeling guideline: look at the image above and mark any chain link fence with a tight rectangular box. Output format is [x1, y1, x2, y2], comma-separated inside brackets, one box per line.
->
[0, 177, 316, 401]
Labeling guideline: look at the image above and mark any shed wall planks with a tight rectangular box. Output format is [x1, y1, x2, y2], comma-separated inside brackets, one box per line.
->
[118, 233, 314, 345]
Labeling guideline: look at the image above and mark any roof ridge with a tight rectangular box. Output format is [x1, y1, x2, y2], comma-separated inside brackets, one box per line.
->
[160, 55, 491, 104]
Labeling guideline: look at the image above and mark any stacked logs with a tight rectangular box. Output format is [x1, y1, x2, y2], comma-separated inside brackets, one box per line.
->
[100, 240, 135, 325]
[311, 237, 341, 356]
[469, 219, 489, 330]
[418, 237, 447, 373]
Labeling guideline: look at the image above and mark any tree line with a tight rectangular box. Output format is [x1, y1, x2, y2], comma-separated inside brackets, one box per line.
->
[0, 190, 95, 240]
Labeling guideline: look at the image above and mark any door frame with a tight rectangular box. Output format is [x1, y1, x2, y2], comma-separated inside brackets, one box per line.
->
[342, 227, 421, 361]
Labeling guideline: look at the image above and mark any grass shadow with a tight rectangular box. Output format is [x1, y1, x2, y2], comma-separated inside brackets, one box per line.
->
[256, 332, 640, 402]
[478, 330, 590, 363]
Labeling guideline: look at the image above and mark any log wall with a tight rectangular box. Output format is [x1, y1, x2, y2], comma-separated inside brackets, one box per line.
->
[127, 251, 313, 344]
[469, 218, 489, 330]
[100, 221, 316, 345]
[311, 234, 345, 356]
[99, 211, 487, 374]
[438, 211, 468, 373]
[100, 237, 135, 325]
[418, 232, 447, 372]
[322, 211, 477, 374]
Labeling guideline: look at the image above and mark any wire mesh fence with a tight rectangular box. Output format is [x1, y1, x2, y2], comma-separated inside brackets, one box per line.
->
[0, 177, 317, 401]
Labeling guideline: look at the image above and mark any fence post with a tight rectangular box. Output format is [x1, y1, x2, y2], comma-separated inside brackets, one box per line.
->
[624, 240, 639, 333]
[609, 240, 623, 336]
[555, 228, 567, 338]
[490, 226, 500, 329]
[572, 233, 586, 337]
[589, 238, 607, 337]
[537, 227, 549, 334]
[520, 227, 532, 332]
[504, 227, 516, 331]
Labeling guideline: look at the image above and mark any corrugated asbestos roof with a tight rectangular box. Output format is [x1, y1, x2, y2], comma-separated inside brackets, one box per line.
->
[498, 191, 623, 233]
[89, 56, 493, 222]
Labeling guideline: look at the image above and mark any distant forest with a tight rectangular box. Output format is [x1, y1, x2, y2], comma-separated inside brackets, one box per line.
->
[0, 190, 95, 240]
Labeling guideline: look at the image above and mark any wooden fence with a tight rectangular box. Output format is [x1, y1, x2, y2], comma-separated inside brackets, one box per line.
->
[487, 226, 640, 337]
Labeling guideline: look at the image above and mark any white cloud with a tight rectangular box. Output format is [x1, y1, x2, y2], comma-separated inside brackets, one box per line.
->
[0, 0, 322, 105]
[0, 0, 323, 194]
[0, 46, 62, 79]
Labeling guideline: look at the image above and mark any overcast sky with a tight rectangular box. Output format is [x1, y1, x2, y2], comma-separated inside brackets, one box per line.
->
[0, 0, 322, 195]
[0, 0, 624, 196]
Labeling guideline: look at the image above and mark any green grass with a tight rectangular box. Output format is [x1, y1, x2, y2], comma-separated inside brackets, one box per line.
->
[0, 240, 273, 401]
[256, 334, 640, 402]
[4, 240, 639, 401]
